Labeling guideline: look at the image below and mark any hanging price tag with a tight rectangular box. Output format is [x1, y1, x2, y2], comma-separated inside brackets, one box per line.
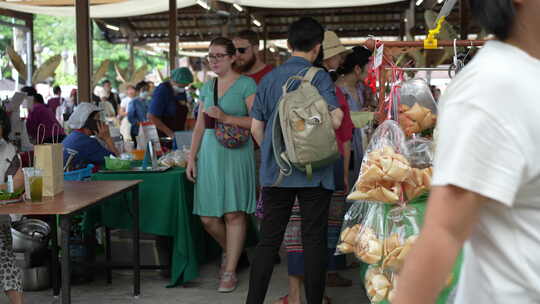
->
[374, 44, 384, 68]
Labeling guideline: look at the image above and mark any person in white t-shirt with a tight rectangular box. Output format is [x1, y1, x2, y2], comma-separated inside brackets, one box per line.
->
[118, 85, 136, 141]
[394, 1, 540, 304]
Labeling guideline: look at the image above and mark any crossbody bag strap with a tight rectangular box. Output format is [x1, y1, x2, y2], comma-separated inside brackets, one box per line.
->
[213, 78, 218, 107]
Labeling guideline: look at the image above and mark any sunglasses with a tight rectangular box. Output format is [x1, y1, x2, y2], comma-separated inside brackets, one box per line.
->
[236, 46, 251, 54]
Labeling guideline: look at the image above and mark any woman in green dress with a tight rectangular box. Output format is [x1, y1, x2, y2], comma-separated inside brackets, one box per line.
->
[186, 37, 257, 293]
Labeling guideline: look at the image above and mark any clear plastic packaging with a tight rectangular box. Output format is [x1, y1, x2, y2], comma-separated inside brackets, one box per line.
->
[406, 136, 434, 169]
[382, 206, 422, 272]
[365, 265, 393, 303]
[354, 204, 385, 265]
[403, 167, 432, 201]
[335, 201, 370, 255]
[158, 150, 187, 168]
[399, 79, 438, 136]
[347, 120, 411, 204]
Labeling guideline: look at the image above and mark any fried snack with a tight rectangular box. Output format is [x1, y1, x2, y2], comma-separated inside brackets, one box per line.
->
[382, 235, 418, 272]
[399, 102, 438, 136]
[347, 146, 411, 203]
[365, 268, 392, 303]
[337, 224, 361, 254]
[403, 167, 433, 200]
[355, 227, 383, 264]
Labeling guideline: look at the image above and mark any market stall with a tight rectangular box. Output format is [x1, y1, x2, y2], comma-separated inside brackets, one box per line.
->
[337, 33, 485, 302]
[83, 167, 259, 287]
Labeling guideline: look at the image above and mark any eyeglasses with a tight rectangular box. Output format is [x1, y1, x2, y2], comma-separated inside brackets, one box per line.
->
[206, 53, 229, 61]
[235, 46, 250, 54]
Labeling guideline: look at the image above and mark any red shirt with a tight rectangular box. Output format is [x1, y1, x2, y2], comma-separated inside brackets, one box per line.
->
[334, 87, 354, 156]
[248, 64, 273, 84]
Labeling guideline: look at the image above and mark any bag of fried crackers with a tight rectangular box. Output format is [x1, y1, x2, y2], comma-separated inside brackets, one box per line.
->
[335, 200, 371, 255]
[382, 205, 423, 273]
[347, 120, 411, 204]
[403, 137, 434, 200]
[354, 203, 385, 265]
[398, 79, 438, 137]
[365, 265, 394, 303]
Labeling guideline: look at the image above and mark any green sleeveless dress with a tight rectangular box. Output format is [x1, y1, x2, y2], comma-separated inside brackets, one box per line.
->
[193, 75, 257, 217]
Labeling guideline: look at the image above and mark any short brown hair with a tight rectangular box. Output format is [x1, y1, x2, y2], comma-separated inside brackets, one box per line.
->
[210, 37, 236, 56]
[234, 30, 259, 47]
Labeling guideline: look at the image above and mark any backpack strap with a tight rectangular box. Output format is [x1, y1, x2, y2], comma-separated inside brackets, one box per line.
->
[303, 67, 321, 83]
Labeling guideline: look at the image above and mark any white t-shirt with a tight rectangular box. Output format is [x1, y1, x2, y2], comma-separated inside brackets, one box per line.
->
[432, 40, 540, 303]
[120, 97, 133, 112]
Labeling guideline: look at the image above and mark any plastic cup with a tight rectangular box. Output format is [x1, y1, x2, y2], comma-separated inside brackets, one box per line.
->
[23, 168, 43, 203]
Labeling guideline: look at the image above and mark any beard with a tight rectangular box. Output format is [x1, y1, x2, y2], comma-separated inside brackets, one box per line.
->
[234, 54, 257, 74]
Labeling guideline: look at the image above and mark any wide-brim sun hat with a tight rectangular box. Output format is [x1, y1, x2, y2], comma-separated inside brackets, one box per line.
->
[323, 31, 351, 60]
[67, 102, 101, 129]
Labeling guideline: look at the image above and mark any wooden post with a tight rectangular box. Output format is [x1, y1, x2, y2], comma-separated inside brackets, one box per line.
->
[460, 0, 469, 40]
[75, 0, 92, 103]
[169, 0, 178, 72]
[128, 33, 135, 80]
[24, 15, 34, 85]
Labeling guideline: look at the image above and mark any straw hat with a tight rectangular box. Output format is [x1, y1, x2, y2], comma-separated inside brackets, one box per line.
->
[322, 31, 351, 60]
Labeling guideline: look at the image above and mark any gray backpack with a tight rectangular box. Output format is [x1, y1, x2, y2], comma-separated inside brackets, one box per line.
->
[272, 67, 339, 186]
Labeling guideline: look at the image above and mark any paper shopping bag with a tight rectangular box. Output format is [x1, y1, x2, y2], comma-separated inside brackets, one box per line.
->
[34, 143, 64, 197]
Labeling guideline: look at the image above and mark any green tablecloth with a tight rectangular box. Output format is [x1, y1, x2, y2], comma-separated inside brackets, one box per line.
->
[359, 195, 463, 304]
[84, 167, 258, 287]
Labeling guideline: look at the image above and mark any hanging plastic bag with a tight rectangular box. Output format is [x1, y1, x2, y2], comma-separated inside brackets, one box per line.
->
[406, 136, 434, 169]
[403, 166, 433, 201]
[347, 120, 411, 204]
[365, 265, 393, 303]
[382, 206, 422, 272]
[354, 203, 385, 264]
[335, 200, 370, 255]
[399, 79, 438, 136]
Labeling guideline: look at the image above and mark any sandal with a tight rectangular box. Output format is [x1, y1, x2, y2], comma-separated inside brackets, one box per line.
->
[324, 296, 332, 304]
[218, 272, 237, 293]
[273, 295, 288, 304]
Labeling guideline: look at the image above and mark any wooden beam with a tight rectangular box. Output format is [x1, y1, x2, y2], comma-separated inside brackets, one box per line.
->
[75, 0, 92, 104]
[1, 0, 125, 6]
[0, 8, 32, 21]
[24, 14, 34, 84]
[168, 0, 177, 71]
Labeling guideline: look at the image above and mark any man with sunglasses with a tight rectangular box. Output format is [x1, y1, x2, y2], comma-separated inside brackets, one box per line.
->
[233, 30, 273, 84]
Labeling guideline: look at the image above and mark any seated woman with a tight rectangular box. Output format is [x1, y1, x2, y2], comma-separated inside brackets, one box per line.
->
[25, 93, 65, 144]
[0, 109, 24, 304]
[62, 103, 119, 170]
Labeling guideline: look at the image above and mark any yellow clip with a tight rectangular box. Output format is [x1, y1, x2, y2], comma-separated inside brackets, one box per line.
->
[424, 16, 445, 49]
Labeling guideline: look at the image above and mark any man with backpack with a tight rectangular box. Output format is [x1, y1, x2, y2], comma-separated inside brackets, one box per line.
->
[247, 17, 343, 304]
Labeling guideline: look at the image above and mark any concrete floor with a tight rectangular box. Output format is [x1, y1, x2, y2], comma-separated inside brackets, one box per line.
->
[7, 252, 370, 304]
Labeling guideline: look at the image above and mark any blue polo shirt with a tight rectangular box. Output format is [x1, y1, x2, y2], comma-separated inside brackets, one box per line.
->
[251, 56, 339, 190]
[62, 131, 113, 168]
[148, 81, 186, 118]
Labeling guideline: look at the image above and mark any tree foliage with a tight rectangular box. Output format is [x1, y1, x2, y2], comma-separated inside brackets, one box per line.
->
[0, 14, 167, 86]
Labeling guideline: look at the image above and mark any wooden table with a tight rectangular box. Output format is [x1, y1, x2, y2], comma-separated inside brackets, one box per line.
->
[0, 180, 142, 304]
